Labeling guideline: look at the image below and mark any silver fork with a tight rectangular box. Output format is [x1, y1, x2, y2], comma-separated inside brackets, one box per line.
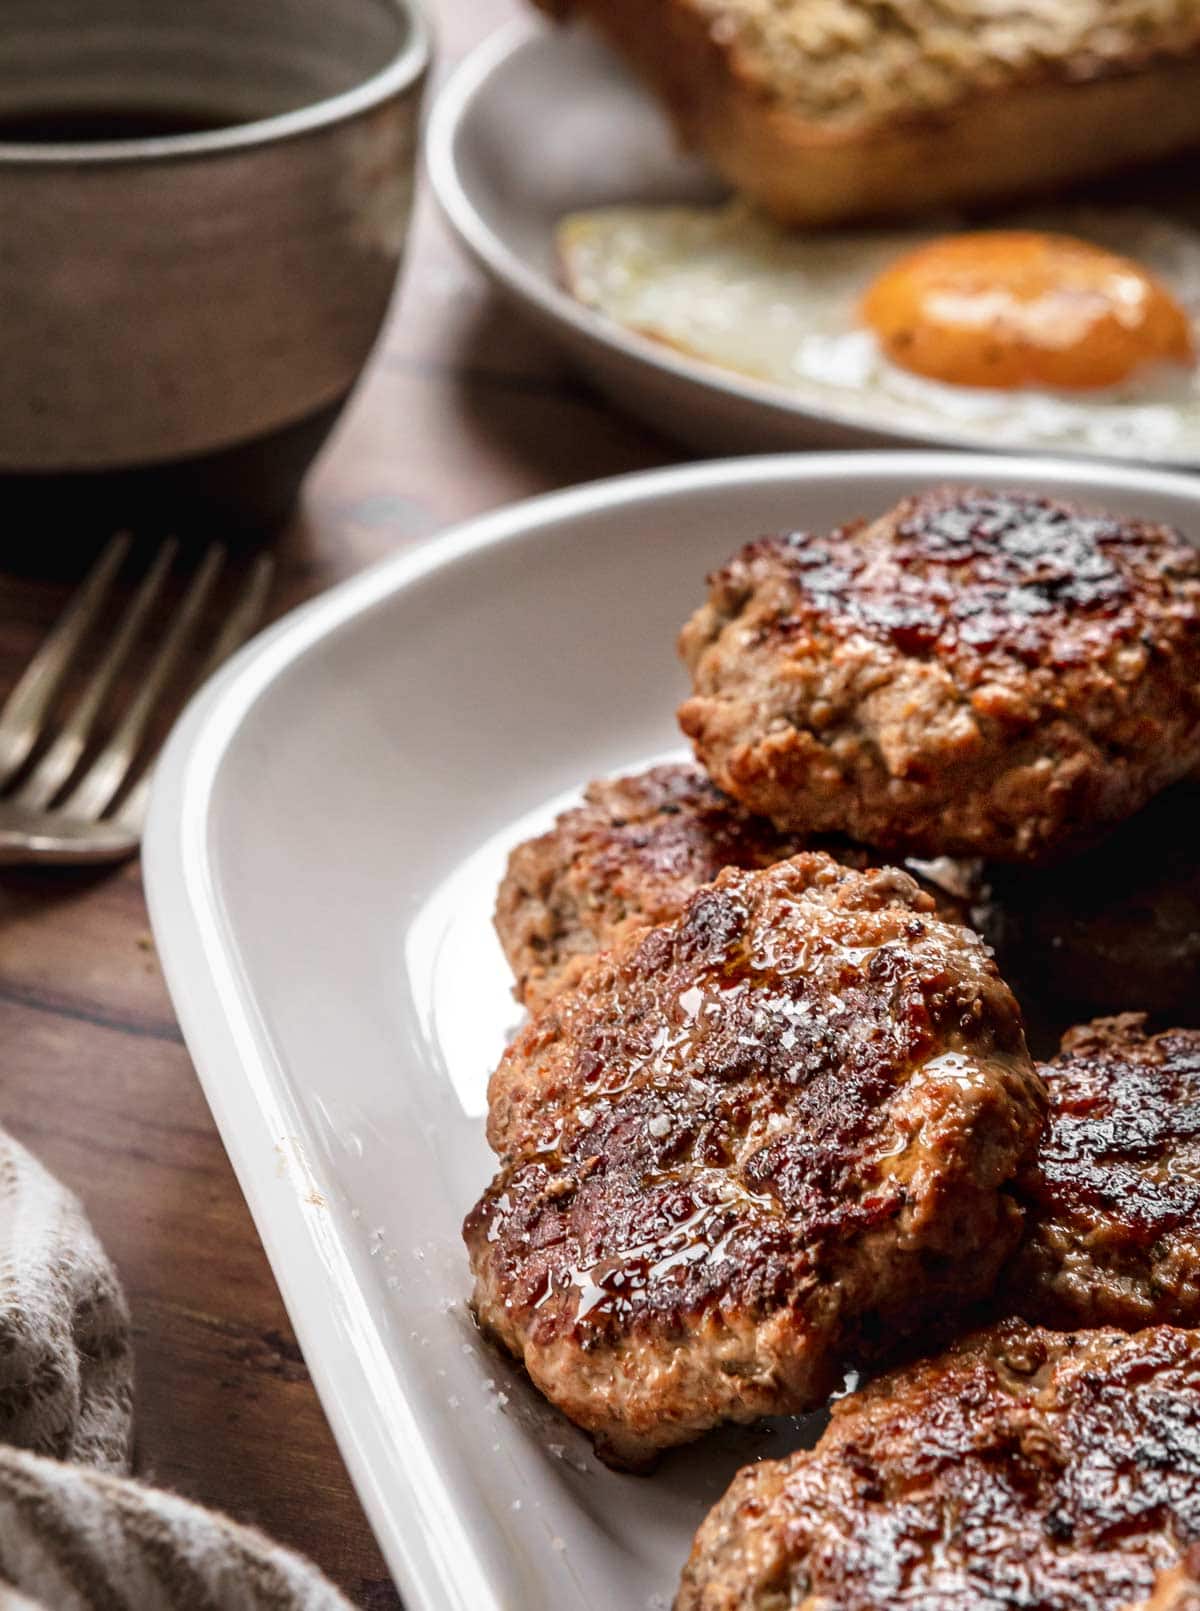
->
[0, 535, 273, 864]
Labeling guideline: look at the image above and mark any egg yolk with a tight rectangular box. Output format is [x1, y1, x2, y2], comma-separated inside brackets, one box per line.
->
[862, 231, 1194, 391]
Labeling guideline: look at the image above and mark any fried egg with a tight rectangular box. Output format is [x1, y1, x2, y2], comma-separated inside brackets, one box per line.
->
[556, 203, 1200, 461]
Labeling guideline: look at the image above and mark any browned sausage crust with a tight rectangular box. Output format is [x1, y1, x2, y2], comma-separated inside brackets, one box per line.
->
[677, 1319, 1200, 1611]
[495, 762, 972, 1011]
[1009, 1015, 1200, 1330]
[495, 763, 812, 1012]
[679, 488, 1200, 863]
[466, 852, 1042, 1468]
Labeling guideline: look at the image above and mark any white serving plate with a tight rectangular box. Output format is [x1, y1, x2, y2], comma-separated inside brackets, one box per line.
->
[426, 22, 1200, 468]
[145, 453, 1200, 1611]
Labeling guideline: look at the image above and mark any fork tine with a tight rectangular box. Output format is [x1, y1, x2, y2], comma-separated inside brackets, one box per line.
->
[0, 531, 131, 787]
[114, 553, 275, 834]
[15, 539, 179, 812]
[62, 542, 226, 823]
[181, 551, 274, 691]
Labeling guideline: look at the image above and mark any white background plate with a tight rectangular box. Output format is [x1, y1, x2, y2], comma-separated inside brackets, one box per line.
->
[427, 22, 1200, 467]
[146, 454, 1200, 1611]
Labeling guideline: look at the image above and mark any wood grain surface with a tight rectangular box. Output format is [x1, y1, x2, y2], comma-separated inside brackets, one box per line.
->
[0, 2, 677, 1604]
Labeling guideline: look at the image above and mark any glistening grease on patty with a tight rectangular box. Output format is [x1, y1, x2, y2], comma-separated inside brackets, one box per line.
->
[467, 852, 1042, 1469]
[1008, 1016, 1200, 1330]
[678, 1320, 1200, 1611]
[679, 487, 1200, 862]
[495, 762, 974, 1013]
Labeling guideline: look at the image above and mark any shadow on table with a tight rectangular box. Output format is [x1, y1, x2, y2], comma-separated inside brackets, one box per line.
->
[444, 297, 682, 489]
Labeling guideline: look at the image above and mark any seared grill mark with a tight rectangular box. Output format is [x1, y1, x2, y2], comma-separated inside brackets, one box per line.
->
[468, 853, 1042, 1467]
[1034, 1029, 1200, 1239]
[1009, 1017, 1200, 1331]
[767, 491, 1182, 674]
[678, 1321, 1200, 1611]
[680, 486, 1200, 861]
[494, 762, 972, 1011]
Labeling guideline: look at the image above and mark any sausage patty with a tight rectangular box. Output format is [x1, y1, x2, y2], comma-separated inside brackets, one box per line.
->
[678, 487, 1200, 862]
[495, 762, 973, 1012]
[677, 1319, 1200, 1611]
[1009, 1014, 1200, 1329]
[465, 852, 1042, 1469]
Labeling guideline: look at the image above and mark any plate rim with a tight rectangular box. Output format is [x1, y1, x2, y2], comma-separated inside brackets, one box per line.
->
[425, 22, 1200, 468]
[424, 22, 868, 434]
[143, 450, 1200, 1611]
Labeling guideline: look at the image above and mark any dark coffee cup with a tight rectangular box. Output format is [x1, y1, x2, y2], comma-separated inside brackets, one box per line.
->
[0, 0, 431, 534]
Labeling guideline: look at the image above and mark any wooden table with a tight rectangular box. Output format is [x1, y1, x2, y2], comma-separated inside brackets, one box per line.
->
[0, 3, 675, 1604]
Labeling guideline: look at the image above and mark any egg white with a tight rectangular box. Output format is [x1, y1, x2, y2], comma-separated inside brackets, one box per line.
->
[557, 201, 1200, 462]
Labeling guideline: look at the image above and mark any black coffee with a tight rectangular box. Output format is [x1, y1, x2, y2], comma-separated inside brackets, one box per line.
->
[0, 104, 248, 142]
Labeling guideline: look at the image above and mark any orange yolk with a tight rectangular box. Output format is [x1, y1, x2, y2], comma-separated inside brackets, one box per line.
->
[861, 231, 1195, 391]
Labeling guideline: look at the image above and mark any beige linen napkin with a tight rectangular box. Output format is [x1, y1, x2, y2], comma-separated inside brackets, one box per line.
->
[0, 1447, 353, 1611]
[0, 1131, 132, 1473]
[0, 1127, 357, 1611]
